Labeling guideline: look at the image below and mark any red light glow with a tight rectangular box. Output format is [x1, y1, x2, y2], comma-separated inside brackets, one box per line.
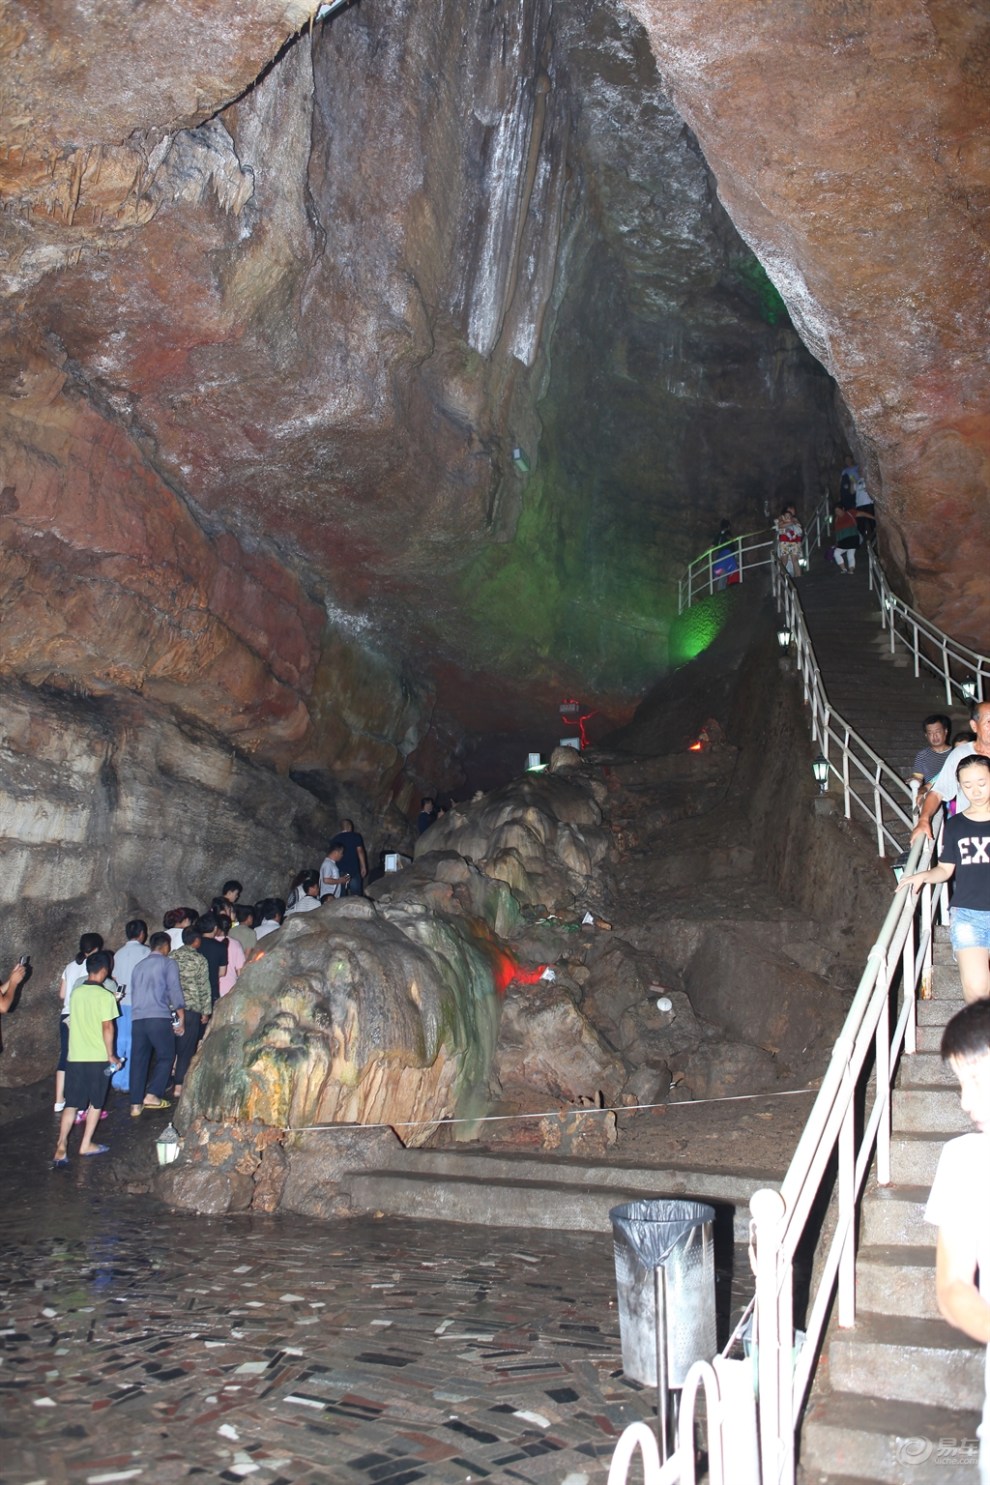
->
[490, 948, 548, 994]
[468, 918, 548, 995]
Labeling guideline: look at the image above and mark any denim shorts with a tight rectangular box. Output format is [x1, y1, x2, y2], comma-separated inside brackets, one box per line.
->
[950, 906, 990, 952]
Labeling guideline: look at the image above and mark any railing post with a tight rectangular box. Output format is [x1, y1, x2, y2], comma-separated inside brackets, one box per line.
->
[842, 740, 851, 819]
[875, 988, 892, 1185]
[751, 1187, 794, 1485]
[874, 778, 883, 856]
[838, 1075, 857, 1328]
[903, 910, 917, 1056]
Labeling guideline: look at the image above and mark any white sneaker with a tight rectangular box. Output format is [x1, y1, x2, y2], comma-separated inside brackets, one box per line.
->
[54, 1102, 65, 1113]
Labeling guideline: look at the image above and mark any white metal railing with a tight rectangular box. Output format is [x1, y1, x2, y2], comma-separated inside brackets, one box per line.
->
[678, 528, 778, 613]
[868, 544, 989, 706]
[606, 1353, 757, 1485]
[659, 506, 971, 1485]
[801, 493, 833, 559]
[755, 536, 955, 1483]
[749, 831, 947, 1485]
[772, 560, 914, 855]
[677, 493, 841, 616]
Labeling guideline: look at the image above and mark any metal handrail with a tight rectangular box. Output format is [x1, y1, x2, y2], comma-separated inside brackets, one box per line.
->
[772, 560, 914, 856]
[678, 528, 779, 613]
[677, 494, 837, 616]
[868, 545, 989, 705]
[663, 501, 975, 1485]
[750, 833, 947, 1485]
[606, 1358, 739, 1485]
[753, 534, 954, 1484]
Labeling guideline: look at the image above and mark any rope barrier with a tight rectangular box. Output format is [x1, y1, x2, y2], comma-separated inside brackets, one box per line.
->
[285, 1084, 816, 1135]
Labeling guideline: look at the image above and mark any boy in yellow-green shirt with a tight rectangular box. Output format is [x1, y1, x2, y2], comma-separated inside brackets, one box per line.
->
[52, 952, 122, 1167]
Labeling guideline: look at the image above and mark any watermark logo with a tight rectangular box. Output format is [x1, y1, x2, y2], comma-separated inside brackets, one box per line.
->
[894, 1435, 979, 1466]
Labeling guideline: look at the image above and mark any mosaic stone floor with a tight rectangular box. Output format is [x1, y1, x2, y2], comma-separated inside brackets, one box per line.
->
[1, 1090, 676, 1485]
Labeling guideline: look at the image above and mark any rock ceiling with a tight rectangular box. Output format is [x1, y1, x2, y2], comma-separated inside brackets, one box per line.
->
[1, 0, 987, 793]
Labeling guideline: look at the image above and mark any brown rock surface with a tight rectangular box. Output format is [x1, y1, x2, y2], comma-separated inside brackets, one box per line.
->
[1, 0, 853, 785]
[0, 678, 334, 1085]
[627, 0, 990, 649]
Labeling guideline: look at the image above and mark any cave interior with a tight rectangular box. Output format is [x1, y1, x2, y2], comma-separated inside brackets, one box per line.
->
[1, 0, 988, 1083]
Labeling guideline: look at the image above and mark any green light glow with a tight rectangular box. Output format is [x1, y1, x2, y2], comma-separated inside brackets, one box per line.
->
[460, 464, 676, 692]
[668, 592, 730, 666]
[732, 255, 789, 326]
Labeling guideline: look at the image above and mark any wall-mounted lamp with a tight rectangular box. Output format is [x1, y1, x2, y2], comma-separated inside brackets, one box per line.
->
[962, 678, 978, 702]
[156, 1122, 181, 1167]
[812, 753, 830, 794]
[511, 446, 531, 474]
[776, 626, 792, 652]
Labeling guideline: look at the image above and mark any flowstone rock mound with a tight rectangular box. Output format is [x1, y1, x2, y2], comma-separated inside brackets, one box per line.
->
[163, 750, 628, 1213]
[416, 746, 611, 909]
[178, 898, 504, 1142]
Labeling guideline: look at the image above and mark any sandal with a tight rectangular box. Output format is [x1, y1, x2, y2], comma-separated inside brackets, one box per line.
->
[142, 1098, 171, 1111]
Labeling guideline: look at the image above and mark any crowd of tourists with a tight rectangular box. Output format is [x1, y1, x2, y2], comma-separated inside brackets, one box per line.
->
[44, 820, 371, 1165]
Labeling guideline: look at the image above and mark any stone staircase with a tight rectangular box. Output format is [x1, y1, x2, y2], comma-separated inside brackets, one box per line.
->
[799, 928, 983, 1483]
[797, 557, 966, 783]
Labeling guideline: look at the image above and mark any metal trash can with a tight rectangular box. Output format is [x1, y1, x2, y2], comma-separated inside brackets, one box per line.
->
[609, 1199, 717, 1389]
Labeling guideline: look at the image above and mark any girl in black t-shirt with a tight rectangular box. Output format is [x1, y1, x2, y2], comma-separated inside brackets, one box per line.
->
[899, 754, 990, 1003]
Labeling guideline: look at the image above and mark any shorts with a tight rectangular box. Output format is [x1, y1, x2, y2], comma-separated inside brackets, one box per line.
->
[949, 907, 990, 953]
[63, 1061, 110, 1113]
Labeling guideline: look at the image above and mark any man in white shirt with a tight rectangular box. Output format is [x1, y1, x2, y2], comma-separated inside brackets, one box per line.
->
[254, 899, 285, 940]
[913, 701, 990, 844]
[925, 999, 990, 1483]
[319, 844, 350, 900]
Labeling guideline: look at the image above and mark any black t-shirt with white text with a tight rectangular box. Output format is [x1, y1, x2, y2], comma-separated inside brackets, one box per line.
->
[942, 813, 990, 911]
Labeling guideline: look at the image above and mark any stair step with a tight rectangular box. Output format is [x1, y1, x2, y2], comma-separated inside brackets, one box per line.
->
[930, 966, 963, 1001]
[855, 1244, 939, 1319]
[800, 1390, 982, 1483]
[828, 1311, 984, 1410]
[917, 995, 955, 1027]
[859, 1184, 932, 1247]
[896, 1052, 957, 1087]
[892, 1087, 969, 1134]
[890, 1132, 947, 1186]
[914, 1023, 945, 1053]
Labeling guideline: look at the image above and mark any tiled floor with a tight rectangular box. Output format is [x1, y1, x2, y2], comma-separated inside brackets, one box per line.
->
[2, 1091, 665, 1484]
